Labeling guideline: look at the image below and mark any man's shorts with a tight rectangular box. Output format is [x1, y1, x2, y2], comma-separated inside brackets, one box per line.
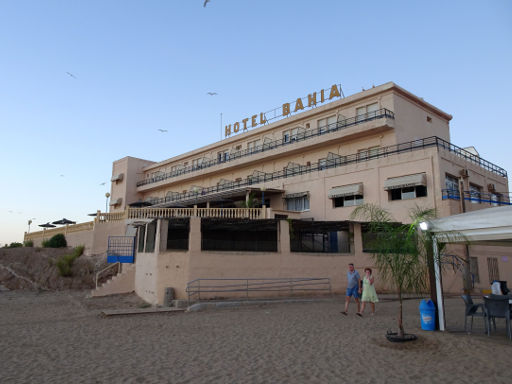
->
[346, 286, 360, 298]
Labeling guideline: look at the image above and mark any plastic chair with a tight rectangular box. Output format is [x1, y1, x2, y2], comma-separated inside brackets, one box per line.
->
[461, 295, 487, 333]
[483, 295, 512, 340]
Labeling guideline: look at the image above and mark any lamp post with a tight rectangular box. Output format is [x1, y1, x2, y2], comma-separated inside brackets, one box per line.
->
[105, 192, 110, 213]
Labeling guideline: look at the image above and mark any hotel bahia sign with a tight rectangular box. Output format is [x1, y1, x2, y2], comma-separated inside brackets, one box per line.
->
[224, 84, 343, 138]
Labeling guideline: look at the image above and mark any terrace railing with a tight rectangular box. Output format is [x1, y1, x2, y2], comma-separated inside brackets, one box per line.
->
[186, 277, 332, 303]
[137, 108, 395, 187]
[442, 189, 511, 206]
[147, 136, 507, 208]
[96, 207, 264, 223]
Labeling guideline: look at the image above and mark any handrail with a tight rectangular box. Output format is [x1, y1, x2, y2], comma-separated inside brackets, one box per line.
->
[441, 189, 511, 206]
[137, 108, 395, 187]
[186, 277, 332, 303]
[95, 262, 121, 289]
[146, 136, 507, 208]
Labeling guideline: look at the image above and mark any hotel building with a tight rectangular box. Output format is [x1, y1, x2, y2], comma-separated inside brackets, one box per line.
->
[25, 82, 510, 305]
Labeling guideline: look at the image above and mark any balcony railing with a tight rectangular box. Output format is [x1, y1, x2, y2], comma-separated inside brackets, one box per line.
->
[442, 189, 511, 206]
[137, 108, 395, 187]
[96, 207, 265, 222]
[146, 136, 507, 207]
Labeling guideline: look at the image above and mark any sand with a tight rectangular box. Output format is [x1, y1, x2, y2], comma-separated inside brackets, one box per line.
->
[0, 291, 510, 384]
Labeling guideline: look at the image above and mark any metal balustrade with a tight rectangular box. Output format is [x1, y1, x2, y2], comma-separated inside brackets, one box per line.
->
[146, 136, 507, 208]
[137, 108, 395, 187]
[442, 189, 511, 206]
[186, 277, 332, 303]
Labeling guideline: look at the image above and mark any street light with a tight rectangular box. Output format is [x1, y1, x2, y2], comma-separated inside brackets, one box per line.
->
[105, 192, 110, 213]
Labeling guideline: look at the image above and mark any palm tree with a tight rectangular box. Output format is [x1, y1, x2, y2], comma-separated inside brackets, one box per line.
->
[351, 203, 437, 339]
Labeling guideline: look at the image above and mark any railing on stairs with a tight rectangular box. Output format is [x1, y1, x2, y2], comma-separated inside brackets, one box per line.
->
[95, 262, 121, 289]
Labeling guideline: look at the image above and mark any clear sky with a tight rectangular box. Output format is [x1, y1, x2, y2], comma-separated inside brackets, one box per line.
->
[1, 0, 511, 246]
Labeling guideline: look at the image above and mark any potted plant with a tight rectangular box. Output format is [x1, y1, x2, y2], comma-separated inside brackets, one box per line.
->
[351, 204, 437, 342]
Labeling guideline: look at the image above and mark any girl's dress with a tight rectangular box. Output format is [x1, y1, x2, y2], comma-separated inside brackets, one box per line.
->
[361, 276, 379, 303]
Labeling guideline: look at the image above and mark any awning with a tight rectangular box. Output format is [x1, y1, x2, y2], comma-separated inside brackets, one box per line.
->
[384, 173, 426, 190]
[328, 183, 363, 198]
[284, 191, 309, 199]
[110, 198, 122, 206]
[111, 173, 124, 182]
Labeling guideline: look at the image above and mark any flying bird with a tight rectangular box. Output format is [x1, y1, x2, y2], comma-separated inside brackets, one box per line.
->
[66, 72, 77, 79]
[207, 92, 218, 96]
[157, 129, 168, 133]
[59, 174, 65, 177]
[203, 0, 211, 7]
[99, 182, 106, 186]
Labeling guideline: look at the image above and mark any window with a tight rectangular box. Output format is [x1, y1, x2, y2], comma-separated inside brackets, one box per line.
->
[469, 184, 482, 204]
[333, 195, 364, 207]
[356, 102, 379, 122]
[247, 140, 261, 153]
[389, 186, 427, 201]
[317, 115, 336, 134]
[445, 174, 459, 196]
[283, 131, 290, 144]
[144, 221, 157, 253]
[358, 146, 380, 161]
[470, 257, 480, 284]
[318, 158, 327, 170]
[289, 220, 351, 253]
[217, 150, 229, 163]
[167, 219, 189, 251]
[490, 193, 501, 207]
[285, 195, 310, 211]
[192, 158, 204, 169]
[487, 257, 499, 283]
[137, 226, 146, 253]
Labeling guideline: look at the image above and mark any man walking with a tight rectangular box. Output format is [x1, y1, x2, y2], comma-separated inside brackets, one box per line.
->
[341, 263, 361, 315]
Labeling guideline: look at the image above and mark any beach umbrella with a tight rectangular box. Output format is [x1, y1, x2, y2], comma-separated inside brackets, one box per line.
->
[52, 218, 76, 225]
[38, 223, 57, 228]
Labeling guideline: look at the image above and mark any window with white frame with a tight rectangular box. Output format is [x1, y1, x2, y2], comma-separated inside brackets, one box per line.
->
[490, 193, 501, 207]
[192, 158, 204, 169]
[317, 115, 337, 134]
[333, 195, 364, 207]
[445, 174, 459, 196]
[469, 184, 482, 204]
[389, 186, 427, 200]
[356, 102, 379, 122]
[217, 150, 230, 163]
[247, 140, 261, 153]
[285, 194, 310, 211]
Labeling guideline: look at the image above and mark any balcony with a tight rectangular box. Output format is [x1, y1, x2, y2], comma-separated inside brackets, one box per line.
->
[141, 136, 507, 208]
[136, 108, 396, 188]
[442, 189, 511, 206]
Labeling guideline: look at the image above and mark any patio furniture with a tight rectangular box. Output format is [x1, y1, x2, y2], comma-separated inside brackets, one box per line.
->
[461, 295, 487, 333]
[483, 295, 512, 339]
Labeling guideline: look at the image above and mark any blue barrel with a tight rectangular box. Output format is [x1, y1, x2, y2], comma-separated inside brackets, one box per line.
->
[419, 299, 436, 331]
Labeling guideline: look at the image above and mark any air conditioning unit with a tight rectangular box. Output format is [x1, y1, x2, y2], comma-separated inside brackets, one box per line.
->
[459, 169, 469, 178]
[488, 183, 496, 192]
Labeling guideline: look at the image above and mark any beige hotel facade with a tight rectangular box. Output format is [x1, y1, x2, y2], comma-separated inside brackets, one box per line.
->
[25, 82, 510, 305]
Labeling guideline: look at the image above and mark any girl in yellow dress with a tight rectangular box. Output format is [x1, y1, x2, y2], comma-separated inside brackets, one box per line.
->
[357, 268, 379, 316]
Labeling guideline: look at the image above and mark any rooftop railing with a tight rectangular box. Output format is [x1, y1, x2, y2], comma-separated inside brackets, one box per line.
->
[137, 108, 395, 187]
[147, 136, 507, 207]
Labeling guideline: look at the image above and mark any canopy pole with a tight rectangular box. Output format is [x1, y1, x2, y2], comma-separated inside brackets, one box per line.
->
[433, 236, 445, 331]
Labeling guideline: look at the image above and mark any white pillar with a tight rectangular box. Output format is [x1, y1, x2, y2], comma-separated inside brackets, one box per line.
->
[433, 236, 445, 331]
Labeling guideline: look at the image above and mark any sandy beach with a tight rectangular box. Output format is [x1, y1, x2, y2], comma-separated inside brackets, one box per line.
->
[0, 291, 510, 384]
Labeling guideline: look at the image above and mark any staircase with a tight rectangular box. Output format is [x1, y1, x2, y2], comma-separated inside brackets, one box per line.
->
[91, 264, 136, 297]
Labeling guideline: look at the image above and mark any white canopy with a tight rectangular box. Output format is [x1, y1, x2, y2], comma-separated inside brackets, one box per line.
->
[428, 205, 512, 246]
[426, 205, 512, 331]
